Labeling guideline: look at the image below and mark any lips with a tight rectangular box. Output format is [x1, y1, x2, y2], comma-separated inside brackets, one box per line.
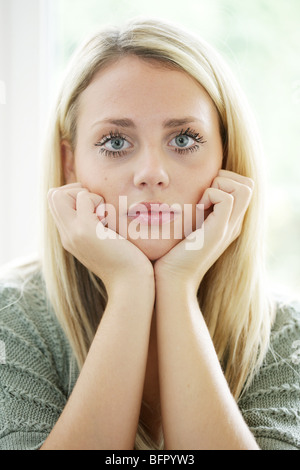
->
[127, 202, 181, 225]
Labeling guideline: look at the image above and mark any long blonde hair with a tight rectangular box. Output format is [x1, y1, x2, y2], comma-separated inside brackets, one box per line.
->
[40, 17, 274, 449]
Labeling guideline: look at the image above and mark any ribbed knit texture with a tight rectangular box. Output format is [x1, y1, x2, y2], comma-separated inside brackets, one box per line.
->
[0, 271, 78, 450]
[238, 299, 300, 450]
[0, 270, 299, 450]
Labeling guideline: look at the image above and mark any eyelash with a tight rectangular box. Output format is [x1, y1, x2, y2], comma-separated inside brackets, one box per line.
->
[173, 128, 207, 154]
[95, 131, 129, 158]
[94, 127, 206, 158]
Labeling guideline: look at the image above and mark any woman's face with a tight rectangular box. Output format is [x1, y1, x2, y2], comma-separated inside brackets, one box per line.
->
[63, 56, 223, 260]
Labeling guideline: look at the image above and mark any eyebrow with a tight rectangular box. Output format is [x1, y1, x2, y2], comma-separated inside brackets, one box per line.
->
[94, 118, 135, 128]
[163, 117, 202, 128]
[92, 116, 202, 129]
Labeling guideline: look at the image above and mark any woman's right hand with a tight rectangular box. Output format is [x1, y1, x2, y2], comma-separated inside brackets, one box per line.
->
[47, 183, 154, 295]
[45, 183, 155, 450]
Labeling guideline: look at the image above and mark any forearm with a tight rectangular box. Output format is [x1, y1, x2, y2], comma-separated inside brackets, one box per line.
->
[155, 278, 259, 450]
[41, 275, 155, 450]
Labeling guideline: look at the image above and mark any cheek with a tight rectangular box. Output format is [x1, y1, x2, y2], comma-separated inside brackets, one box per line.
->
[185, 168, 218, 203]
[74, 150, 107, 190]
[75, 159, 115, 200]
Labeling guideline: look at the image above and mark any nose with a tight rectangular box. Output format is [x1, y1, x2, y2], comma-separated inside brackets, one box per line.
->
[133, 148, 170, 189]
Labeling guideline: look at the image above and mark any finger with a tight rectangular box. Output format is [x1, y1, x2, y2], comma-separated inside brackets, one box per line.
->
[218, 170, 254, 190]
[76, 191, 104, 221]
[212, 176, 253, 223]
[60, 182, 83, 189]
[48, 182, 83, 198]
[200, 187, 234, 228]
[48, 188, 77, 228]
[212, 176, 252, 197]
[48, 187, 88, 212]
[65, 188, 89, 210]
[47, 185, 84, 203]
[96, 202, 107, 222]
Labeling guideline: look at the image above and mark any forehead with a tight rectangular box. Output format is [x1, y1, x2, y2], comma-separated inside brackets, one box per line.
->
[77, 56, 218, 128]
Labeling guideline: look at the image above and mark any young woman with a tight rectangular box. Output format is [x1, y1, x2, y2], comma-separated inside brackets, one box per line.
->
[0, 18, 299, 450]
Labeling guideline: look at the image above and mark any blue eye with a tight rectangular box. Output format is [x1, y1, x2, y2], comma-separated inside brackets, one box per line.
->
[169, 128, 207, 155]
[105, 136, 130, 151]
[171, 134, 195, 149]
[95, 132, 131, 158]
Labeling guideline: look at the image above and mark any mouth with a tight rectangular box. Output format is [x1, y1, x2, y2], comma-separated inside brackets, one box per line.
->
[127, 201, 181, 226]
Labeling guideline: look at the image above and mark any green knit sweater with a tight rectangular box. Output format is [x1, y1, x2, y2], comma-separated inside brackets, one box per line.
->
[0, 269, 299, 450]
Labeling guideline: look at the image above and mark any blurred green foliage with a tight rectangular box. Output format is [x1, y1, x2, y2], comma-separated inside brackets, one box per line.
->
[52, 0, 300, 297]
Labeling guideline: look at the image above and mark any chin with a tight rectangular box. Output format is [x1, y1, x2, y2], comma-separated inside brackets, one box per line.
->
[129, 237, 181, 262]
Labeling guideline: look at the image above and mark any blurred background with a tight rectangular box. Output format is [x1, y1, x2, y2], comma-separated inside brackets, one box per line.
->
[0, 0, 299, 297]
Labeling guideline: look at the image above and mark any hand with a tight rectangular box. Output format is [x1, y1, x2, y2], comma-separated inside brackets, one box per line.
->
[154, 170, 254, 291]
[48, 183, 154, 293]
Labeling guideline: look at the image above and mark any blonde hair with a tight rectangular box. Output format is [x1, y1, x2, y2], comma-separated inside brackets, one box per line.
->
[40, 17, 274, 449]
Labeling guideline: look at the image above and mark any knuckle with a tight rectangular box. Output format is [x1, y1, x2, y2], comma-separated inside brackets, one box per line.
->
[76, 189, 89, 198]
[211, 176, 221, 188]
[61, 235, 71, 252]
[240, 184, 253, 200]
[50, 188, 65, 207]
[245, 177, 255, 190]
[224, 192, 234, 204]
[47, 188, 55, 200]
[57, 227, 72, 252]
[48, 188, 60, 202]
[233, 225, 242, 240]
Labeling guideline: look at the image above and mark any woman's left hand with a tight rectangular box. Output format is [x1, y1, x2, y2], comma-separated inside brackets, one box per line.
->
[154, 170, 254, 290]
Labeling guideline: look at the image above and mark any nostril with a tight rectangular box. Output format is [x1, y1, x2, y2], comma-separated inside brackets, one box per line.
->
[134, 167, 170, 188]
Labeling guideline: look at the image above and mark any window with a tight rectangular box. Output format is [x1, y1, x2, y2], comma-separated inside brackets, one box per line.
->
[0, 0, 299, 297]
[0, 0, 55, 266]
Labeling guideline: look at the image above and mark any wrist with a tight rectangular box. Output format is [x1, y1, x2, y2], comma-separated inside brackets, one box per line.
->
[106, 267, 155, 304]
[154, 267, 203, 300]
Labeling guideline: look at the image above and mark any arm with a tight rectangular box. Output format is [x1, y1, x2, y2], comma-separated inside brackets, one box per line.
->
[155, 276, 258, 450]
[155, 170, 259, 450]
[42, 183, 155, 449]
[41, 274, 154, 450]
